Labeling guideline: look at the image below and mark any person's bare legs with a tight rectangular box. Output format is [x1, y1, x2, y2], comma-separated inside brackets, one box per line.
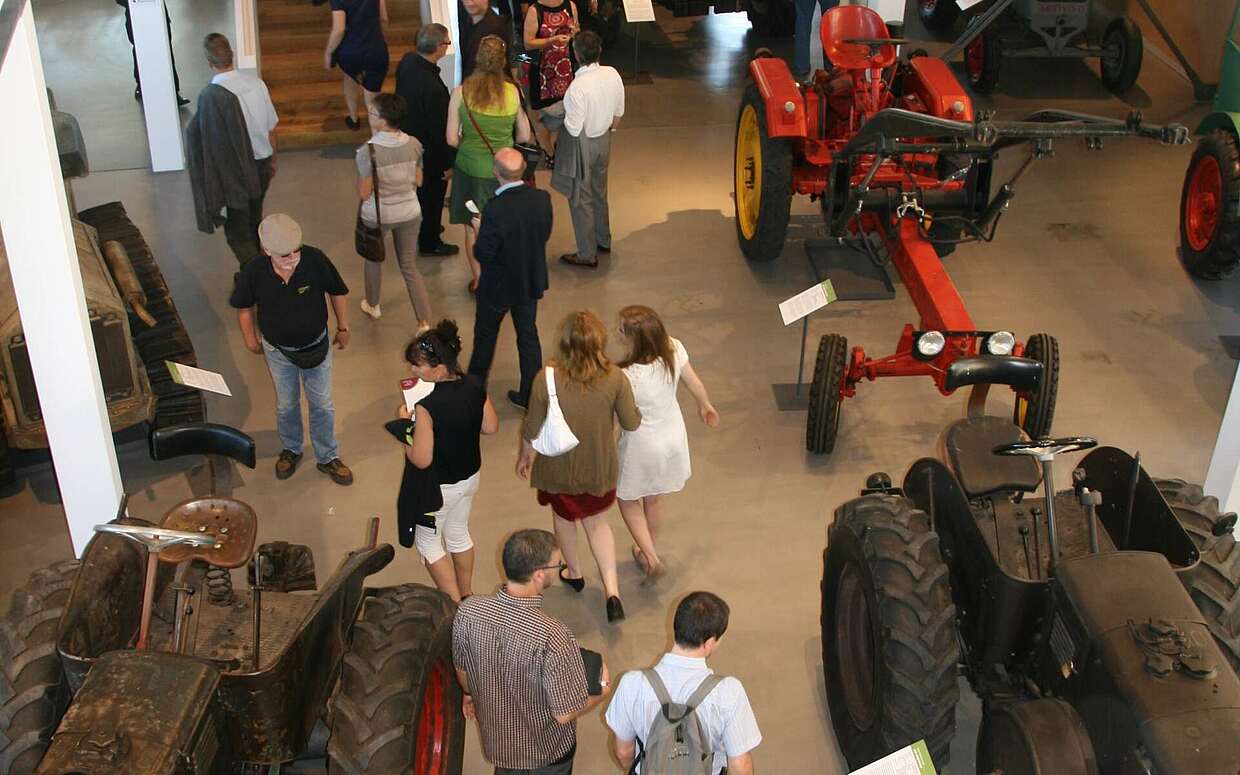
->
[552, 514, 584, 581]
[424, 557, 462, 602]
[464, 224, 480, 288]
[581, 513, 620, 598]
[450, 548, 475, 598]
[644, 494, 666, 542]
[362, 87, 377, 115]
[618, 497, 660, 573]
[341, 74, 361, 122]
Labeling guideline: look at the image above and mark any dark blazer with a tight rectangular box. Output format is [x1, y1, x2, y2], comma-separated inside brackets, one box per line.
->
[459, 5, 513, 79]
[474, 183, 553, 307]
[395, 53, 456, 177]
[186, 84, 259, 235]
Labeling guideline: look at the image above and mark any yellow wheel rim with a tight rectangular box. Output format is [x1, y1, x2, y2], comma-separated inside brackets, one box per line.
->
[1016, 397, 1028, 427]
[736, 105, 762, 240]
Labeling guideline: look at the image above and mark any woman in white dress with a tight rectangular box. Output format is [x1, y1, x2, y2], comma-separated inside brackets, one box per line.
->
[615, 305, 719, 583]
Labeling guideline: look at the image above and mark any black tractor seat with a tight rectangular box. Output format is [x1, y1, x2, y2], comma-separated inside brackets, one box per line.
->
[945, 416, 1041, 499]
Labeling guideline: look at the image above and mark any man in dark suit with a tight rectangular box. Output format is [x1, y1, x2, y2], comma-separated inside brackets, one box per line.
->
[467, 148, 553, 410]
[395, 23, 459, 257]
[459, 0, 513, 78]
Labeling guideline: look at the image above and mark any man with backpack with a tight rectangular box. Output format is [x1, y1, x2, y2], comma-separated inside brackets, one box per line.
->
[604, 592, 762, 774]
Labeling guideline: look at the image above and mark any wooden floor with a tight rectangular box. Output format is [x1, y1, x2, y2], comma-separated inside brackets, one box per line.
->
[260, 0, 423, 149]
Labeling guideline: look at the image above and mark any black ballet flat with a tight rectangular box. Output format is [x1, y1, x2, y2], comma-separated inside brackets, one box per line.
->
[559, 567, 585, 593]
[606, 596, 625, 623]
[345, 116, 361, 130]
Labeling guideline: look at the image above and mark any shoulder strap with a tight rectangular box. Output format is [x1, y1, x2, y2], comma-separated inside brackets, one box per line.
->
[368, 142, 382, 226]
[463, 100, 498, 156]
[643, 668, 673, 707]
[684, 674, 724, 711]
[544, 367, 557, 398]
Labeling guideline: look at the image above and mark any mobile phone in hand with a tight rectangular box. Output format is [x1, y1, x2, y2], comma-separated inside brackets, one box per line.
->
[465, 200, 480, 216]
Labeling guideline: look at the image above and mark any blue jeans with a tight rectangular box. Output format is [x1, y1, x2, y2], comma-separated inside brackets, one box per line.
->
[794, 0, 841, 76]
[262, 338, 339, 465]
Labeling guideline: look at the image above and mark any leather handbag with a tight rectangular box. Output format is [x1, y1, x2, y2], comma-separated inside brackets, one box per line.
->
[355, 143, 385, 262]
[531, 367, 580, 457]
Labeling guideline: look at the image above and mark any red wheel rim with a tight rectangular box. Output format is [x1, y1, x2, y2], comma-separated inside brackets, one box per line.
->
[965, 37, 985, 81]
[413, 659, 452, 775]
[1185, 154, 1223, 252]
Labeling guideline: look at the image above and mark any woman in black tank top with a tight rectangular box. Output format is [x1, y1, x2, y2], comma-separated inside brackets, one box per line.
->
[397, 320, 499, 600]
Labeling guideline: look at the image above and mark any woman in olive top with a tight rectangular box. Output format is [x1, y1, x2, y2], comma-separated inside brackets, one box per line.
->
[446, 34, 533, 294]
[517, 310, 641, 623]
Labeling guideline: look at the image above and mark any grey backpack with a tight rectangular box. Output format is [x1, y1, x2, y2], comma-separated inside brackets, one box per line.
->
[630, 669, 724, 775]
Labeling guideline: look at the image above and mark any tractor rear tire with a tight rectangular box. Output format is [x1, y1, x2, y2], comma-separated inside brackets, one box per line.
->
[807, 334, 847, 454]
[1100, 17, 1142, 94]
[976, 699, 1099, 775]
[1013, 333, 1058, 440]
[327, 584, 464, 775]
[1153, 479, 1240, 674]
[822, 495, 959, 771]
[964, 27, 1000, 94]
[0, 560, 79, 775]
[735, 83, 794, 263]
[1180, 129, 1240, 280]
[918, 0, 960, 35]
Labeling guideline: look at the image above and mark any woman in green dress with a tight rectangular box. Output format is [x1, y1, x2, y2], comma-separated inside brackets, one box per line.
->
[446, 35, 533, 294]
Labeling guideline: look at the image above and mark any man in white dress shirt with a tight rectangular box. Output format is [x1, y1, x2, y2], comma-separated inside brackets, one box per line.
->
[551, 29, 624, 269]
[203, 33, 279, 265]
[605, 592, 762, 774]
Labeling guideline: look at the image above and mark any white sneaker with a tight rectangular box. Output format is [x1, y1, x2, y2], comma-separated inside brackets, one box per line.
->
[360, 300, 381, 319]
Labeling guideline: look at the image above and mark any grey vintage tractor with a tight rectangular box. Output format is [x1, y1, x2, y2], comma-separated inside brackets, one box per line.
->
[821, 410, 1240, 772]
[0, 424, 462, 774]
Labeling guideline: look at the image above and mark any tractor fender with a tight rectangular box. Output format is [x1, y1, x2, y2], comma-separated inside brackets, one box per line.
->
[1196, 111, 1240, 137]
[748, 57, 807, 138]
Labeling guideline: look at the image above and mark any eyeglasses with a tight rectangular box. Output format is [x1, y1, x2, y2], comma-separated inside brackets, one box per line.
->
[440, 40, 452, 47]
[535, 561, 567, 573]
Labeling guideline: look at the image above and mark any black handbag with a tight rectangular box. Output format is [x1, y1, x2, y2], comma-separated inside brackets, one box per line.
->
[355, 143, 385, 262]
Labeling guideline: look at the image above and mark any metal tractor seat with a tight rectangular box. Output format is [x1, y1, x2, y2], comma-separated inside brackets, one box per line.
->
[821, 6, 897, 70]
[946, 416, 1041, 499]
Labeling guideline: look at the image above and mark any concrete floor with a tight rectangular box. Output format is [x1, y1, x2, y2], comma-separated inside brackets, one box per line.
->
[2, 1, 1232, 773]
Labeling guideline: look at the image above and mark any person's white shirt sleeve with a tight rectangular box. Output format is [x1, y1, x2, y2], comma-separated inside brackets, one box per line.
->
[611, 68, 625, 122]
[719, 678, 762, 757]
[603, 671, 642, 742]
[259, 79, 279, 132]
[563, 81, 586, 138]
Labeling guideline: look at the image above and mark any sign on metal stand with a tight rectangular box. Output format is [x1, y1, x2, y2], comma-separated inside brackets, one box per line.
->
[621, 0, 654, 84]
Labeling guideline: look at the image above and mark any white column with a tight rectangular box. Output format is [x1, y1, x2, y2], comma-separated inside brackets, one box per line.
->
[130, 0, 185, 171]
[234, 0, 260, 70]
[422, 0, 461, 90]
[0, 7, 124, 556]
[1205, 362, 1240, 535]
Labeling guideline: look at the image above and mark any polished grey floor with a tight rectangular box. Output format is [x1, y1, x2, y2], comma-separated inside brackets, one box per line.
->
[1, 2, 1230, 773]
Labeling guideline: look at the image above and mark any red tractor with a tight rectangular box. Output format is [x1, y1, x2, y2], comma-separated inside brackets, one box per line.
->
[734, 5, 1187, 454]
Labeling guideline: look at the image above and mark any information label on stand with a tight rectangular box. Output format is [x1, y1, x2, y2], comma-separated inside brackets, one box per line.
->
[622, 0, 655, 23]
[166, 362, 232, 396]
[779, 279, 838, 326]
[849, 740, 936, 775]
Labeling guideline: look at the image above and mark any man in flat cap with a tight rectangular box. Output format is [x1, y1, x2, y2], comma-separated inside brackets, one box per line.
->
[230, 214, 355, 485]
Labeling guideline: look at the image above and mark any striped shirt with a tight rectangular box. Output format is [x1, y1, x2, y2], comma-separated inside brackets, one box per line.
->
[452, 587, 589, 768]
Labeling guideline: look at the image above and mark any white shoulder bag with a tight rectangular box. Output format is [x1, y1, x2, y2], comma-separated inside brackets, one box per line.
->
[531, 367, 580, 457]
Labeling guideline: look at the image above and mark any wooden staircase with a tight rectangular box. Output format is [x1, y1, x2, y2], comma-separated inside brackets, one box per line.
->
[260, 0, 423, 149]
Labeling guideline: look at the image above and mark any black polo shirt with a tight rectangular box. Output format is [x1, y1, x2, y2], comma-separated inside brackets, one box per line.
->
[228, 245, 348, 349]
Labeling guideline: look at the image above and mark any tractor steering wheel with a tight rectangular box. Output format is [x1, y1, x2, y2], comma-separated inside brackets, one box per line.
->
[94, 523, 219, 553]
[843, 37, 909, 54]
[992, 437, 1098, 460]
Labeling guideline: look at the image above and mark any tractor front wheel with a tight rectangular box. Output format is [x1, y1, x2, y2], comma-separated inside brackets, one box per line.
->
[807, 334, 847, 454]
[327, 584, 464, 774]
[735, 83, 794, 263]
[964, 27, 1000, 94]
[1180, 129, 1240, 279]
[822, 495, 960, 771]
[918, 0, 960, 35]
[1013, 333, 1058, 439]
[1100, 17, 1142, 94]
[976, 699, 1099, 775]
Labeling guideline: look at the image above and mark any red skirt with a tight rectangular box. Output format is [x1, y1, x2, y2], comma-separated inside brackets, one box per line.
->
[538, 489, 616, 522]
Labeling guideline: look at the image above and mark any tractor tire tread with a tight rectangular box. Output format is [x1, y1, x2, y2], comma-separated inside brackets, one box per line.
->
[1016, 333, 1058, 439]
[1180, 130, 1240, 279]
[807, 334, 848, 453]
[736, 83, 794, 262]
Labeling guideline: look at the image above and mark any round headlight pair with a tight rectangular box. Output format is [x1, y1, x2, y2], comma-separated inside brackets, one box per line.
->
[916, 331, 946, 358]
[985, 331, 1016, 356]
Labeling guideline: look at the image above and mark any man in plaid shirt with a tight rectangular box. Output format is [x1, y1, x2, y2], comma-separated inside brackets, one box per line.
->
[453, 529, 611, 773]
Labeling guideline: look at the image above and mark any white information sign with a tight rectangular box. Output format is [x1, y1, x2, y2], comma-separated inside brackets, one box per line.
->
[779, 279, 838, 326]
[166, 362, 232, 397]
[622, 0, 655, 23]
[849, 740, 937, 775]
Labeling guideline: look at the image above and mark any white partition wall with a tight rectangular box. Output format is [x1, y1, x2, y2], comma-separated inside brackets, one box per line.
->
[130, 0, 185, 171]
[234, 0, 260, 70]
[422, 0, 461, 89]
[0, 5, 125, 556]
[1205, 364, 1240, 534]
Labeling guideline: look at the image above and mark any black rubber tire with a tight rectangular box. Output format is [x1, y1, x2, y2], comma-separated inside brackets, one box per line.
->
[918, 0, 960, 35]
[735, 83, 794, 263]
[1100, 17, 1142, 94]
[1180, 129, 1240, 280]
[1013, 333, 1058, 440]
[746, 0, 794, 37]
[0, 560, 79, 775]
[976, 699, 1098, 775]
[822, 495, 960, 771]
[1153, 479, 1240, 674]
[964, 28, 1000, 94]
[807, 334, 847, 454]
[327, 584, 464, 774]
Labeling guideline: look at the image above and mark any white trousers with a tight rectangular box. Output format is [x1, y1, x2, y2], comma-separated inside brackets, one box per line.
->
[415, 471, 481, 564]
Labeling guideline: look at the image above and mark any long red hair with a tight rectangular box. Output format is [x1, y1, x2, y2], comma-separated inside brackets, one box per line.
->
[617, 305, 675, 380]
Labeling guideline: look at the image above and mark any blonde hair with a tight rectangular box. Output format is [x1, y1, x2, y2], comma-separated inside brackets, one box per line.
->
[552, 311, 612, 388]
[462, 35, 509, 111]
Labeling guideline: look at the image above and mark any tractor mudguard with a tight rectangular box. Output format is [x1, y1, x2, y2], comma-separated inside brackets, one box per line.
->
[1196, 111, 1240, 137]
[905, 56, 974, 121]
[943, 355, 1041, 393]
[748, 57, 806, 138]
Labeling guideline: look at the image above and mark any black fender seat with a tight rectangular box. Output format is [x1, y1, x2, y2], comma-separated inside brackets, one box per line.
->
[945, 416, 1041, 499]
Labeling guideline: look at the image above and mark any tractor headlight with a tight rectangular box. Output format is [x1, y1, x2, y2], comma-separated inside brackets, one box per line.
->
[916, 331, 946, 359]
[985, 331, 1017, 356]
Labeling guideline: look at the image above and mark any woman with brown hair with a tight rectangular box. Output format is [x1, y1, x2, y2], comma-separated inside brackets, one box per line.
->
[517, 310, 641, 622]
[614, 305, 718, 583]
[446, 34, 533, 294]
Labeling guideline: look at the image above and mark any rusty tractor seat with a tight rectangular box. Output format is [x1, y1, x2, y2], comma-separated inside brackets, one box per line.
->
[945, 416, 1041, 499]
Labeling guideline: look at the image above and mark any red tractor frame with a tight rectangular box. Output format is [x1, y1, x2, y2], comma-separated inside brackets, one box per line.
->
[734, 5, 1186, 454]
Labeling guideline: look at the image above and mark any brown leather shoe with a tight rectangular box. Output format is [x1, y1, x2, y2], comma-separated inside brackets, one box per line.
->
[275, 449, 302, 480]
[316, 458, 354, 486]
[560, 253, 598, 268]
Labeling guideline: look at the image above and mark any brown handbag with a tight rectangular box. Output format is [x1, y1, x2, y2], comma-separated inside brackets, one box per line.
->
[355, 142, 385, 262]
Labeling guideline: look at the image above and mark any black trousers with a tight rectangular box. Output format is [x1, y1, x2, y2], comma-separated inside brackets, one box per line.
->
[224, 157, 276, 265]
[417, 171, 449, 251]
[123, 2, 182, 94]
[468, 296, 541, 401]
[494, 745, 574, 774]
